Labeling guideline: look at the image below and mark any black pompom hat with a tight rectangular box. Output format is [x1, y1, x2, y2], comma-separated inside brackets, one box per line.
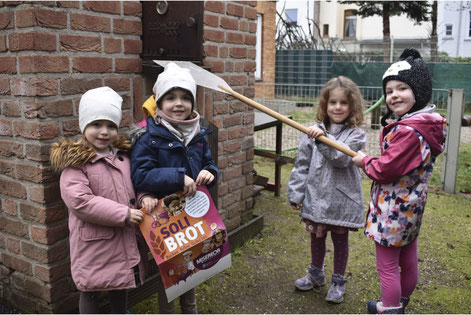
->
[382, 48, 432, 114]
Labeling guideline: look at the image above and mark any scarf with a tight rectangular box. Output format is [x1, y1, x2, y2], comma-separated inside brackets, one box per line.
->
[154, 108, 200, 146]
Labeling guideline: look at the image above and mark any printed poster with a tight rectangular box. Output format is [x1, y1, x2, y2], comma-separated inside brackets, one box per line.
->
[139, 186, 231, 302]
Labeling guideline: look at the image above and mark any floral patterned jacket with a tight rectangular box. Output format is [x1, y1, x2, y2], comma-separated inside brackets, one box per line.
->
[361, 105, 447, 247]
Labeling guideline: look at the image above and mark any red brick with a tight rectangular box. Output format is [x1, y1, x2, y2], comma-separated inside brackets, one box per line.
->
[0, 78, 10, 95]
[227, 151, 247, 166]
[2, 198, 18, 216]
[228, 126, 246, 140]
[34, 262, 70, 283]
[23, 99, 74, 119]
[234, 61, 244, 72]
[60, 34, 101, 52]
[1, 99, 20, 117]
[71, 13, 111, 32]
[19, 55, 69, 74]
[223, 113, 243, 128]
[0, 118, 12, 136]
[240, 20, 248, 32]
[58, 1, 80, 8]
[104, 37, 121, 53]
[242, 137, 254, 151]
[203, 44, 218, 58]
[230, 47, 247, 59]
[1, 253, 33, 275]
[227, 3, 244, 17]
[214, 103, 229, 115]
[115, 58, 141, 73]
[204, 13, 219, 27]
[223, 141, 242, 154]
[28, 183, 62, 204]
[16, 164, 55, 184]
[114, 18, 142, 35]
[22, 241, 69, 264]
[244, 60, 256, 72]
[245, 34, 256, 45]
[205, 1, 225, 14]
[222, 165, 243, 181]
[84, 1, 121, 14]
[62, 119, 80, 136]
[124, 38, 142, 54]
[0, 56, 16, 74]
[249, 21, 257, 33]
[219, 46, 228, 58]
[204, 29, 224, 43]
[0, 140, 23, 158]
[8, 32, 56, 51]
[73, 57, 112, 73]
[243, 112, 255, 125]
[20, 202, 66, 224]
[104, 77, 130, 91]
[11, 78, 57, 96]
[31, 223, 69, 245]
[0, 11, 13, 29]
[204, 59, 224, 73]
[0, 216, 28, 237]
[220, 16, 238, 30]
[133, 76, 143, 122]
[245, 6, 257, 19]
[0, 160, 14, 177]
[229, 74, 248, 86]
[60, 77, 101, 95]
[14, 120, 60, 140]
[0, 34, 6, 52]
[6, 237, 21, 255]
[226, 32, 244, 44]
[16, 8, 67, 29]
[248, 48, 256, 59]
[124, 1, 142, 16]
[26, 143, 52, 162]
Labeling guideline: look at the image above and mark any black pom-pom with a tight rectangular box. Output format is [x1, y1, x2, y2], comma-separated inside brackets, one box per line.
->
[399, 48, 421, 60]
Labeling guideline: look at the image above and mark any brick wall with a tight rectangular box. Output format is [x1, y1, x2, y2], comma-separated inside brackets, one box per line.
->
[0, 1, 143, 313]
[202, 1, 257, 230]
[255, 1, 276, 99]
[0, 0, 256, 313]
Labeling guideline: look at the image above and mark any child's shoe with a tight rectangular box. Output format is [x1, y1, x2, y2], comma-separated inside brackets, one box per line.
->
[367, 300, 404, 314]
[294, 264, 326, 291]
[325, 274, 347, 303]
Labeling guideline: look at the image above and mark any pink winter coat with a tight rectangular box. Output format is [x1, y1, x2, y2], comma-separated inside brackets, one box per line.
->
[50, 136, 143, 292]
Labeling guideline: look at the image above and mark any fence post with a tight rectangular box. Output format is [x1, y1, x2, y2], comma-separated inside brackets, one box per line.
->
[441, 89, 465, 193]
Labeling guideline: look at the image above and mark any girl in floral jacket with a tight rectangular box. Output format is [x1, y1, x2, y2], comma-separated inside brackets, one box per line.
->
[50, 87, 144, 313]
[353, 48, 447, 314]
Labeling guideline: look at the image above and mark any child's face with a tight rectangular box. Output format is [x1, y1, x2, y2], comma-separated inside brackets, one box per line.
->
[327, 87, 351, 124]
[84, 120, 118, 154]
[385, 80, 415, 117]
[160, 88, 193, 120]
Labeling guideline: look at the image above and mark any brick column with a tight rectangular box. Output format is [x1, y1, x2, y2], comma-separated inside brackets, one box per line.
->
[0, 1, 142, 312]
[202, 1, 257, 231]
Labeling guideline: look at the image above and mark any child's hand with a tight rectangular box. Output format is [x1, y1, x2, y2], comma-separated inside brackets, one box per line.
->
[352, 151, 366, 167]
[290, 203, 302, 210]
[183, 175, 197, 197]
[306, 126, 324, 139]
[141, 196, 159, 214]
[127, 208, 144, 226]
[195, 170, 215, 186]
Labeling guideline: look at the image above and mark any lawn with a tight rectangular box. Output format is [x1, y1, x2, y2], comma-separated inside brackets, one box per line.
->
[130, 146, 471, 314]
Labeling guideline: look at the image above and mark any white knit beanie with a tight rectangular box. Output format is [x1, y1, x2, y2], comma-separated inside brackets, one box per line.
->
[153, 62, 197, 108]
[79, 86, 123, 133]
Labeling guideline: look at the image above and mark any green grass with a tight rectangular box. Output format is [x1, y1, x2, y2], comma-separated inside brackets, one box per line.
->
[130, 154, 471, 314]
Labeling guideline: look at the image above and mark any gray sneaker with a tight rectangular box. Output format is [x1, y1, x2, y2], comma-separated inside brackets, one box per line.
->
[325, 274, 347, 304]
[294, 264, 326, 291]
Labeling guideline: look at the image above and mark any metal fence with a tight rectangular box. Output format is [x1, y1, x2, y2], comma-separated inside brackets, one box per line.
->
[253, 83, 449, 169]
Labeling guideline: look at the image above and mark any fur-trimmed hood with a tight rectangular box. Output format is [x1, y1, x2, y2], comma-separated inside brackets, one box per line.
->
[50, 134, 131, 173]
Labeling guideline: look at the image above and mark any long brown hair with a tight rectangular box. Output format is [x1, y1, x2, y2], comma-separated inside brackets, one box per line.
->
[316, 76, 364, 128]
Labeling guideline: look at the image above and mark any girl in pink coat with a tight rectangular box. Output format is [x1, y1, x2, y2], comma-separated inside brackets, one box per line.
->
[50, 87, 144, 313]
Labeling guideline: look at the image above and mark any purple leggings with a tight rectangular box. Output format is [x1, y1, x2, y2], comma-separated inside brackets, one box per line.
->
[310, 231, 349, 275]
[375, 238, 418, 307]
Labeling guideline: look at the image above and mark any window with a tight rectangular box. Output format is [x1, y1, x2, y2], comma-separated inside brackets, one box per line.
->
[255, 14, 262, 80]
[285, 9, 298, 25]
[445, 24, 453, 36]
[323, 24, 329, 38]
[344, 10, 356, 38]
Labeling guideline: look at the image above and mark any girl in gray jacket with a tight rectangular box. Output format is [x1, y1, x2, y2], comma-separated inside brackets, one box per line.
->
[288, 76, 366, 304]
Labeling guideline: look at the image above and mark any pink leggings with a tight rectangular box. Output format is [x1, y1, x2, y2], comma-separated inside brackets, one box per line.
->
[375, 238, 418, 307]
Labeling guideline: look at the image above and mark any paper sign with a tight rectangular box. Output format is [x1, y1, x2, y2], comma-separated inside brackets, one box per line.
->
[139, 186, 231, 302]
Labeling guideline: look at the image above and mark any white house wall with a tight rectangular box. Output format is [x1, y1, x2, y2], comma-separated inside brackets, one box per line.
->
[437, 1, 471, 57]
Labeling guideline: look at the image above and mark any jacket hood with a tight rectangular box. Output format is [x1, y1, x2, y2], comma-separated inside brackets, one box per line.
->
[50, 134, 131, 173]
[386, 105, 446, 156]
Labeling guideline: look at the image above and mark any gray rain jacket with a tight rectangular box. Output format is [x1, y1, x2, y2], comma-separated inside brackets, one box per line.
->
[288, 123, 366, 229]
